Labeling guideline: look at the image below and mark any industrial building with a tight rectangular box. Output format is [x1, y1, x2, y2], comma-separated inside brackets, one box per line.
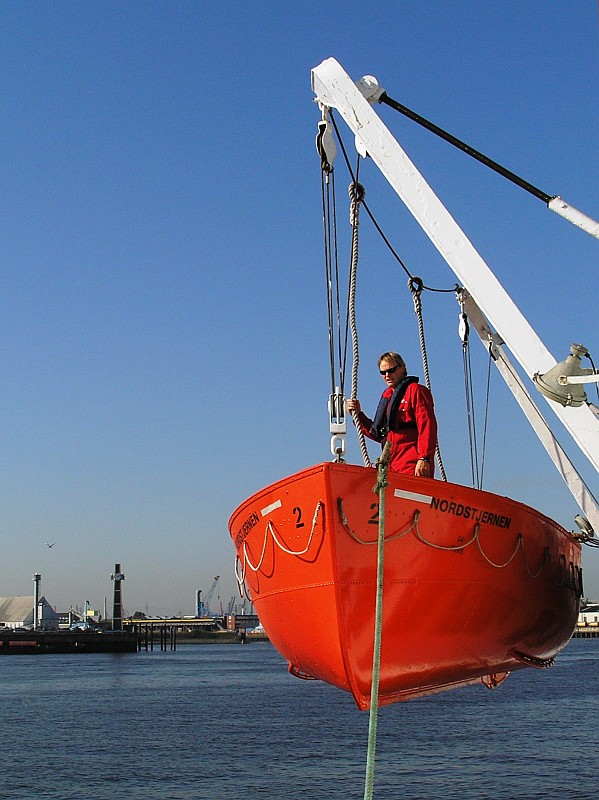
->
[0, 596, 60, 630]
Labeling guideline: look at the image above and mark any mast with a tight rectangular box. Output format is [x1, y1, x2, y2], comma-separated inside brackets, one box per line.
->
[311, 59, 599, 481]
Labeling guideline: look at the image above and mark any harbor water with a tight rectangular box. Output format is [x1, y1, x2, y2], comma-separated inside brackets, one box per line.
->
[0, 638, 597, 799]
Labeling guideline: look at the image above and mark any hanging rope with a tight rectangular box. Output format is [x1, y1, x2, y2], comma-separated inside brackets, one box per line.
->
[409, 277, 447, 481]
[323, 111, 459, 474]
[363, 440, 391, 800]
[348, 180, 373, 467]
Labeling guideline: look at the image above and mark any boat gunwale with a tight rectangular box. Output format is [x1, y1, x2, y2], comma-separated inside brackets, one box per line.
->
[229, 461, 580, 548]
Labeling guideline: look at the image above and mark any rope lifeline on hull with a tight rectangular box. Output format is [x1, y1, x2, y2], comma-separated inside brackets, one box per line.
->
[234, 502, 324, 598]
[235, 489, 583, 603]
[337, 499, 583, 592]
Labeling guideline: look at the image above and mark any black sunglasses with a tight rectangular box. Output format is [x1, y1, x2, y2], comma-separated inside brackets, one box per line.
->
[380, 365, 402, 376]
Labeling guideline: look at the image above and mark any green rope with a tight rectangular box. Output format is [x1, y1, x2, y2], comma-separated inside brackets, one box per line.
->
[363, 441, 392, 800]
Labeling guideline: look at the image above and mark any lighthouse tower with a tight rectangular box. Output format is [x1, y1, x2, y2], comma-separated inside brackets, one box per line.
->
[33, 572, 41, 630]
[111, 564, 125, 630]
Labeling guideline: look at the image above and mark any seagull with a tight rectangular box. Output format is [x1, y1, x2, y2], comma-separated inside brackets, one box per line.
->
[45, 542, 55, 548]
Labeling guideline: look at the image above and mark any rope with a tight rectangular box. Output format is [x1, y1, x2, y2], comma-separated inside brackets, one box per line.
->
[337, 499, 419, 545]
[348, 180, 373, 467]
[337, 499, 578, 587]
[234, 502, 324, 596]
[364, 441, 392, 800]
[329, 110, 457, 294]
[409, 277, 447, 481]
[323, 115, 457, 471]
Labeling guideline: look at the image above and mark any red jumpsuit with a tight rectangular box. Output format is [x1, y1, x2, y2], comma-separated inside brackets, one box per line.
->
[357, 382, 438, 475]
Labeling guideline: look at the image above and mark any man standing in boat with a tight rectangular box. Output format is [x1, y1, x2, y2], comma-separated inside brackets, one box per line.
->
[346, 352, 438, 477]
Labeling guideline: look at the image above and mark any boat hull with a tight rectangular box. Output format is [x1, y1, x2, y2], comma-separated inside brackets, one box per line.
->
[229, 463, 582, 708]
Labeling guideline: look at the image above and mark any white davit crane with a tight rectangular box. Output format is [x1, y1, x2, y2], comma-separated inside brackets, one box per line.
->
[311, 57, 599, 534]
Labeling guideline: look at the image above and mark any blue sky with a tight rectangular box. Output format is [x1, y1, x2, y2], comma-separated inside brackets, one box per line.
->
[1, 1, 597, 615]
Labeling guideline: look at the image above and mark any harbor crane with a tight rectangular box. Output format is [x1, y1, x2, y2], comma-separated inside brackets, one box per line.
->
[197, 575, 220, 617]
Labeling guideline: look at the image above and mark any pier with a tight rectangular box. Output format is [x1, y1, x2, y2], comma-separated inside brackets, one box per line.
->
[0, 614, 265, 655]
[572, 624, 599, 638]
[0, 629, 138, 654]
[129, 614, 263, 650]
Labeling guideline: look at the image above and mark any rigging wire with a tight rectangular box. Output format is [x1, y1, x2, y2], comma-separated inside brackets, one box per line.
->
[458, 304, 494, 490]
[585, 352, 599, 404]
[320, 154, 347, 398]
[320, 166, 337, 396]
[479, 348, 493, 489]
[329, 110, 457, 294]
[459, 309, 480, 488]
[320, 116, 373, 463]
[327, 109, 458, 475]
[378, 92, 553, 204]
[318, 110, 346, 402]
[325, 110, 499, 482]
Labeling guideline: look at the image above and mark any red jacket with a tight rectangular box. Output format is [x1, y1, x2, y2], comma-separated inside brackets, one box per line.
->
[358, 382, 438, 475]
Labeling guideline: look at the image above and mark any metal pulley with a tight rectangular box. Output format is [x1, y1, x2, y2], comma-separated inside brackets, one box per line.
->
[328, 387, 347, 461]
[316, 106, 336, 174]
[456, 289, 470, 348]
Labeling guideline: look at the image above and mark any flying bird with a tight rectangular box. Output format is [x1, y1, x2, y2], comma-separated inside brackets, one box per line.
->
[45, 542, 55, 548]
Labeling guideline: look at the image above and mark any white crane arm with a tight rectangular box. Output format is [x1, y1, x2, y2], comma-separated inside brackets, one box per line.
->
[311, 58, 599, 475]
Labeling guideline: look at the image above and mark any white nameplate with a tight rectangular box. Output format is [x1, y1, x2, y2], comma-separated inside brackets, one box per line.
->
[260, 499, 282, 517]
[393, 489, 433, 505]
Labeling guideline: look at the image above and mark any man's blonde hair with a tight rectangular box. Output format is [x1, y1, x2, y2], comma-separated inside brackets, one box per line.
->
[378, 351, 405, 368]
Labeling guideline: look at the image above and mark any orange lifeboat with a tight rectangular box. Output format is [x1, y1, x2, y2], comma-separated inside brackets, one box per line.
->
[229, 461, 582, 709]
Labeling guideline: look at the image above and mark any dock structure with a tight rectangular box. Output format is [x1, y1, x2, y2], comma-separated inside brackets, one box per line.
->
[574, 602, 599, 637]
[573, 623, 599, 638]
[573, 628, 599, 638]
[128, 614, 263, 649]
[0, 629, 138, 654]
